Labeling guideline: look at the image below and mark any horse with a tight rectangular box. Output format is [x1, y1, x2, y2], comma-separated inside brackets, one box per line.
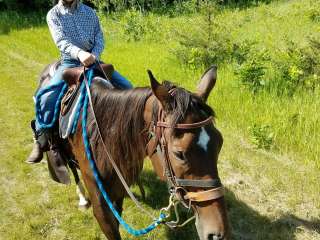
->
[36, 63, 230, 240]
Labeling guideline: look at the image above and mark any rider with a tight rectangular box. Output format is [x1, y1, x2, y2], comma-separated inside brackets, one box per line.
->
[26, 0, 132, 163]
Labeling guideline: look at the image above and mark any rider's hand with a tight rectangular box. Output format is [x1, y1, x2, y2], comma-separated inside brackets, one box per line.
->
[78, 50, 96, 67]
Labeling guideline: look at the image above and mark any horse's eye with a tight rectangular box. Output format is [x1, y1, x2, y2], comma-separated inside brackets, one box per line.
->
[173, 151, 185, 161]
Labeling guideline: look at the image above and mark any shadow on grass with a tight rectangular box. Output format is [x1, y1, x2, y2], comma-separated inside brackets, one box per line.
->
[140, 169, 320, 240]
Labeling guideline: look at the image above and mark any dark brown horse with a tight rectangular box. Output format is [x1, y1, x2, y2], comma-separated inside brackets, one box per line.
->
[37, 64, 229, 240]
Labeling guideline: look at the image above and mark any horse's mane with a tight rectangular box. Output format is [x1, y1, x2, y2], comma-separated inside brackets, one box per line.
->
[87, 80, 152, 184]
[86, 79, 215, 184]
[153, 81, 215, 128]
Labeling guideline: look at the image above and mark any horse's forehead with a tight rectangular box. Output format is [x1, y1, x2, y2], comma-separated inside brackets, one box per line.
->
[171, 126, 212, 150]
[197, 127, 210, 152]
[171, 131, 195, 149]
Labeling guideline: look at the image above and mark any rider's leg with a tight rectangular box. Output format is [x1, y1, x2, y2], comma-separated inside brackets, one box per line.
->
[111, 70, 133, 89]
[27, 61, 80, 164]
[27, 67, 67, 164]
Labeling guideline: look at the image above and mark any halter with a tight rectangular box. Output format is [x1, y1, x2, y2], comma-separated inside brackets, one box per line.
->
[147, 98, 224, 210]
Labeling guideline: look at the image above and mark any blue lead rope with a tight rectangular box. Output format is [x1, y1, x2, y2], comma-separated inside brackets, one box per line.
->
[36, 68, 166, 236]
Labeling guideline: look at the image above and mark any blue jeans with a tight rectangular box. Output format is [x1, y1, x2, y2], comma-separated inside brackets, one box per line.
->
[35, 59, 132, 131]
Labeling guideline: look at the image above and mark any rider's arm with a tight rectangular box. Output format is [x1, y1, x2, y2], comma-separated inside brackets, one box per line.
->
[91, 12, 104, 60]
[46, 10, 81, 60]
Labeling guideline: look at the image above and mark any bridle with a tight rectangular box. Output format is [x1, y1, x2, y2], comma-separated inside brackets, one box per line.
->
[146, 96, 224, 227]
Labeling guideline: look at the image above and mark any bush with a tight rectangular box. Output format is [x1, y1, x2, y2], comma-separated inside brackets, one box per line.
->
[172, 1, 232, 69]
[234, 44, 269, 94]
[308, 1, 320, 22]
[309, 9, 320, 22]
[120, 10, 146, 41]
[236, 57, 266, 94]
[232, 40, 257, 65]
[0, 0, 52, 11]
[273, 37, 320, 95]
[233, 36, 320, 96]
[119, 10, 160, 41]
[217, 0, 272, 8]
[249, 124, 274, 150]
[86, 0, 177, 12]
[0, 11, 45, 33]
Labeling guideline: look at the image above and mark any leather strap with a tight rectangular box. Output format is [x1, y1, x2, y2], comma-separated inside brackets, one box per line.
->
[157, 116, 213, 129]
[175, 178, 221, 188]
[184, 187, 224, 202]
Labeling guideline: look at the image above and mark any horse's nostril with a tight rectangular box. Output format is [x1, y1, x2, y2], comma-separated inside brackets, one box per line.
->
[207, 233, 224, 240]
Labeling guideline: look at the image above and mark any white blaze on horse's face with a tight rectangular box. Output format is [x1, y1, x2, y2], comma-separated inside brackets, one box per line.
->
[197, 127, 210, 152]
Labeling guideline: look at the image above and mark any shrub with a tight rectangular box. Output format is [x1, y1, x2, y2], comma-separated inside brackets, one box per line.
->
[0, 0, 52, 11]
[234, 48, 269, 94]
[172, 1, 233, 69]
[232, 40, 257, 65]
[308, 1, 320, 22]
[119, 10, 160, 42]
[273, 37, 320, 95]
[167, 0, 199, 16]
[0, 11, 45, 33]
[217, 0, 272, 8]
[249, 124, 274, 150]
[86, 0, 177, 12]
[309, 9, 320, 22]
[120, 10, 146, 41]
[233, 37, 320, 96]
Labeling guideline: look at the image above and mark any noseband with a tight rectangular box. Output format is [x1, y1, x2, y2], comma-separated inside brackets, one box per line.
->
[147, 100, 224, 208]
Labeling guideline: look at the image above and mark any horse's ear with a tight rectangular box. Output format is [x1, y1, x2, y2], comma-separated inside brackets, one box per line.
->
[196, 65, 217, 102]
[148, 70, 170, 107]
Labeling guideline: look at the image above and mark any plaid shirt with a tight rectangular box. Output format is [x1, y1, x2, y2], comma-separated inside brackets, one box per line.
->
[47, 2, 104, 60]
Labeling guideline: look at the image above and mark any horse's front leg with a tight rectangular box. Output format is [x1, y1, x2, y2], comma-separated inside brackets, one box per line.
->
[69, 161, 91, 209]
[82, 174, 122, 240]
[76, 180, 91, 209]
[92, 195, 122, 240]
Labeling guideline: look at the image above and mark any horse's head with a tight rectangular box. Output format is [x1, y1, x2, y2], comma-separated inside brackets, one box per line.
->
[147, 66, 230, 240]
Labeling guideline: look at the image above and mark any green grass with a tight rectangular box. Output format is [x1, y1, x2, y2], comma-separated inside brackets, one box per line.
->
[0, 0, 319, 239]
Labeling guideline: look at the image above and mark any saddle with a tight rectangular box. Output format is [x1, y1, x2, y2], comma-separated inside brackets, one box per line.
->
[59, 63, 115, 139]
[60, 63, 114, 116]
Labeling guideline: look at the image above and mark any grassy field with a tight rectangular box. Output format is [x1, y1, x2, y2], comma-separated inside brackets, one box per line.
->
[0, 0, 319, 239]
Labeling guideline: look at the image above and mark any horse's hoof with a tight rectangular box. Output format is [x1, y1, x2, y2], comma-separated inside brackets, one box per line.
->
[78, 199, 91, 210]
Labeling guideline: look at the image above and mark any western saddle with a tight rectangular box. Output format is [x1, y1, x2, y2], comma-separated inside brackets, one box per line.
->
[60, 63, 114, 116]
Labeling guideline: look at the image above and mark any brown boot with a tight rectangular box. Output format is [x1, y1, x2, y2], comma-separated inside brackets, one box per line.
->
[26, 141, 43, 164]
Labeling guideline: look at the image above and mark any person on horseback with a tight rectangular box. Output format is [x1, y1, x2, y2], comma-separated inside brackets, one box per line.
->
[26, 0, 132, 163]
